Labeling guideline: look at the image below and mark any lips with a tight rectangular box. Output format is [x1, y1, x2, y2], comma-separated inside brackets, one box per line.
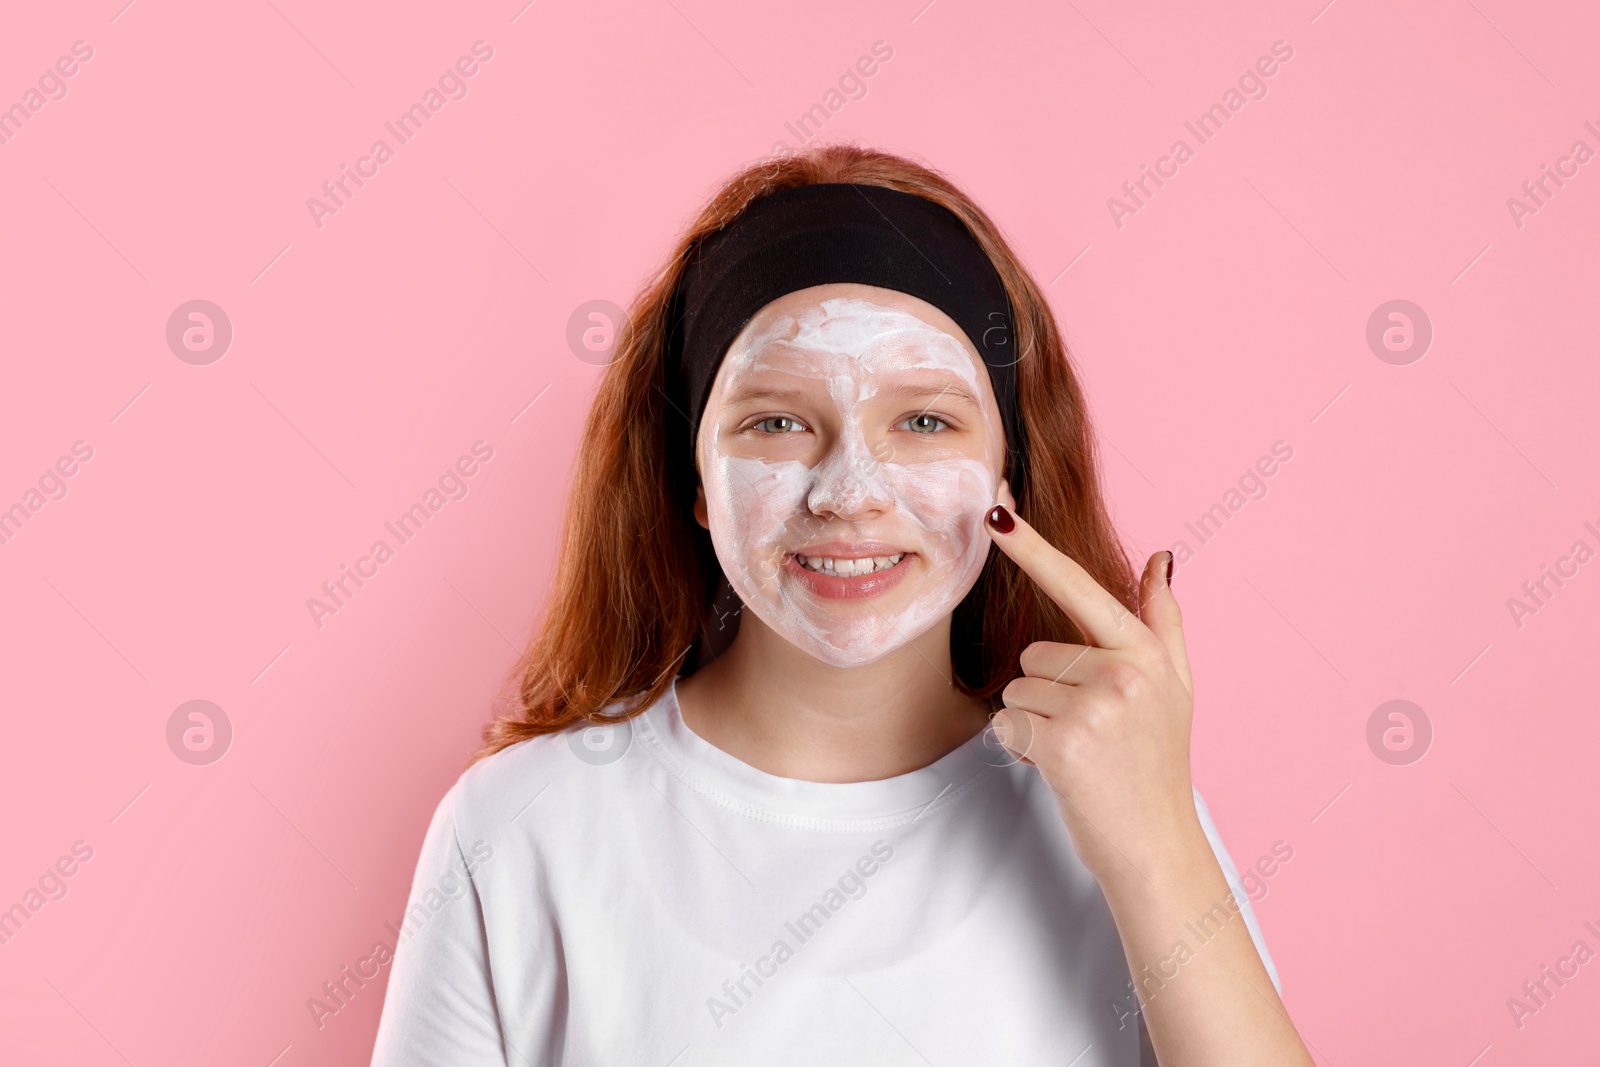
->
[795, 552, 904, 577]
[784, 542, 914, 600]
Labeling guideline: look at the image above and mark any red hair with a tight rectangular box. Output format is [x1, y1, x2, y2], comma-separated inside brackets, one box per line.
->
[474, 143, 1137, 762]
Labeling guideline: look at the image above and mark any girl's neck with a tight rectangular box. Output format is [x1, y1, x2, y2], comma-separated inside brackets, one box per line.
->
[674, 613, 993, 783]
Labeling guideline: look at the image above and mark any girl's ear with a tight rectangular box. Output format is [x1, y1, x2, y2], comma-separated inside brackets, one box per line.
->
[693, 482, 710, 530]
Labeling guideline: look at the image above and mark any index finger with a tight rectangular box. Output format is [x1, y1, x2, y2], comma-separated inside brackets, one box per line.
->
[984, 504, 1145, 650]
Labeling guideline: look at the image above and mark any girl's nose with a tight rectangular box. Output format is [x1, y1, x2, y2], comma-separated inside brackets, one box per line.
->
[806, 432, 892, 520]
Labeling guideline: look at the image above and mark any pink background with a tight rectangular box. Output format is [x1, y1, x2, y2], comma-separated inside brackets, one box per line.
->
[2, 0, 1597, 1063]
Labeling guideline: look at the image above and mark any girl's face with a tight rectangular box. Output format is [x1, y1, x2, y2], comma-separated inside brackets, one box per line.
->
[695, 283, 1008, 668]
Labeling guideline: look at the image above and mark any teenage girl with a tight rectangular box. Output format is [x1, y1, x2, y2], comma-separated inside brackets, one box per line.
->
[370, 144, 1313, 1067]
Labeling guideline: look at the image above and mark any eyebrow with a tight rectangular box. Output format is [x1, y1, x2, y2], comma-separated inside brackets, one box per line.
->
[720, 379, 982, 410]
[719, 384, 815, 408]
[874, 380, 981, 409]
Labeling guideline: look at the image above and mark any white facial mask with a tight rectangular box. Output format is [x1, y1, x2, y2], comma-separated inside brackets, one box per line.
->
[699, 296, 1002, 667]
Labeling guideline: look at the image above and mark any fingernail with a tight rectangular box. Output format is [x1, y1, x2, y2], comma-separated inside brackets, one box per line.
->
[1164, 551, 1175, 586]
[986, 505, 1014, 533]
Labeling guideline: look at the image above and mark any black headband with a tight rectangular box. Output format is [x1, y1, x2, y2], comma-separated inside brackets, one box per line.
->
[665, 182, 1028, 499]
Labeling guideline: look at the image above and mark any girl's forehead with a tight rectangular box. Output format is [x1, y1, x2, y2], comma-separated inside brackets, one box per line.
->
[722, 295, 985, 387]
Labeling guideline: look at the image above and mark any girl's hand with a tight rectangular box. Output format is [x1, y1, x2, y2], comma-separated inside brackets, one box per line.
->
[984, 502, 1205, 890]
[986, 500, 1317, 1065]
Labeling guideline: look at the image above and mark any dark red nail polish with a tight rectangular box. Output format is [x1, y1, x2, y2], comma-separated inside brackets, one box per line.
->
[1164, 552, 1175, 586]
[986, 505, 1014, 533]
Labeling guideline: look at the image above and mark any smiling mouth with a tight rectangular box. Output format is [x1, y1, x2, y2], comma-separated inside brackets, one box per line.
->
[794, 552, 905, 577]
[783, 548, 914, 601]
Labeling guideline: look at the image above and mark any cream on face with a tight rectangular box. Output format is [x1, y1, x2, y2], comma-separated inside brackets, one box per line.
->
[698, 294, 1004, 668]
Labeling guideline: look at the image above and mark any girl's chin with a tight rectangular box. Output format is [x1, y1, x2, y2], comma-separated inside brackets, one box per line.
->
[795, 624, 938, 669]
[774, 605, 951, 670]
[804, 643, 897, 670]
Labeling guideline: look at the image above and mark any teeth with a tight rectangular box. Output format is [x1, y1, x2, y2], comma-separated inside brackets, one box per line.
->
[796, 553, 905, 577]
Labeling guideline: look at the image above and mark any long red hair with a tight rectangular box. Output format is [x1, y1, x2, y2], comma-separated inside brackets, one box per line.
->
[474, 143, 1137, 762]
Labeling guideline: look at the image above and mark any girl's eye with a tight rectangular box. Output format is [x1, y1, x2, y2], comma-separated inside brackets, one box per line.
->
[902, 413, 949, 433]
[753, 416, 806, 434]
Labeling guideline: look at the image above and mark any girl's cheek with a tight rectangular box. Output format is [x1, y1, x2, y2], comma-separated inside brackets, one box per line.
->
[713, 457, 809, 583]
[885, 460, 995, 562]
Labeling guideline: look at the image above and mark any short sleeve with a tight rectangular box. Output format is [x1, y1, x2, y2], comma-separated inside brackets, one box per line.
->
[1191, 787, 1282, 994]
[370, 781, 508, 1067]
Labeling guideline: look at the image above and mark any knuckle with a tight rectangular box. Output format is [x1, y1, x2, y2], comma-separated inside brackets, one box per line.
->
[1103, 660, 1145, 701]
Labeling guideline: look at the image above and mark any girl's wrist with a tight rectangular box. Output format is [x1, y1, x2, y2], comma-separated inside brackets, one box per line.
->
[1094, 813, 1221, 911]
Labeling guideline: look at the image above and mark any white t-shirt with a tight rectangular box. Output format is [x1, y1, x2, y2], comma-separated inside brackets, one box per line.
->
[370, 679, 1279, 1066]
